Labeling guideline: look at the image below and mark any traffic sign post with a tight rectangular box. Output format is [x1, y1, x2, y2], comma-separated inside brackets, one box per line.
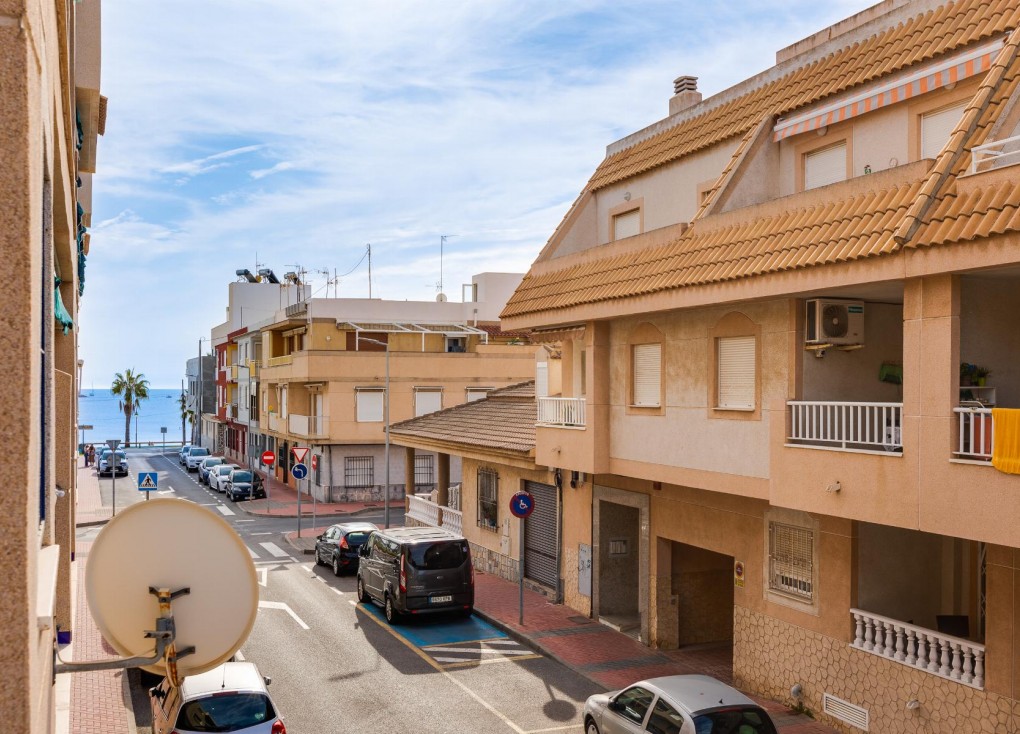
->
[261, 451, 275, 466]
[106, 439, 121, 517]
[137, 472, 158, 495]
[160, 426, 167, 458]
[292, 461, 309, 537]
[509, 491, 535, 625]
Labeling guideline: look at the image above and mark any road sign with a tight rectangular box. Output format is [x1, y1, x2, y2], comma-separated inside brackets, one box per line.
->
[311, 454, 318, 471]
[80, 424, 94, 430]
[160, 427, 167, 434]
[137, 472, 158, 492]
[291, 463, 308, 480]
[261, 451, 276, 466]
[509, 491, 534, 519]
[106, 439, 121, 450]
[292, 446, 309, 464]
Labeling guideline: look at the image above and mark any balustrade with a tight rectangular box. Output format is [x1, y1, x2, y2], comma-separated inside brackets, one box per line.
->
[788, 401, 902, 452]
[537, 397, 586, 428]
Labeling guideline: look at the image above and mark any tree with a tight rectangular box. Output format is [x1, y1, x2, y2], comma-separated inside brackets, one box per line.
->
[111, 369, 150, 447]
[178, 390, 195, 445]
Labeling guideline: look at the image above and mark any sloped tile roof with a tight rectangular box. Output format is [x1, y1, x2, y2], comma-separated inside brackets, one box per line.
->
[390, 382, 536, 454]
[587, 0, 1020, 193]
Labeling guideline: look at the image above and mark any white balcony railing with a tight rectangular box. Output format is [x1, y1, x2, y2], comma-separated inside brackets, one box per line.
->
[267, 414, 284, 433]
[970, 133, 1020, 174]
[537, 397, 586, 428]
[406, 494, 440, 527]
[851, 608, 984, 689]
[788, 401, 903, 453]
[954, 406, 993, 461]
[289, 414, 325, 437]
[441, 506, 463, 535]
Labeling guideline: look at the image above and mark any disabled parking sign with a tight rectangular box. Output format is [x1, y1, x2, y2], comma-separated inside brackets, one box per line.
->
[509, 491, 534, 519]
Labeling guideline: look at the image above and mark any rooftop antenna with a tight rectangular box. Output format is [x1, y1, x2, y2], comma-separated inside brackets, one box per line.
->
[367, 244, 372, 299]
[439, 234, 456, 296]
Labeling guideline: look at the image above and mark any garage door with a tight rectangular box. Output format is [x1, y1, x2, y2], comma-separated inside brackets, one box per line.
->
[523, 481, 558, 589]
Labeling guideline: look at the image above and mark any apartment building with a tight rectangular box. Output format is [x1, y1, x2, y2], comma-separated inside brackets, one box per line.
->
[498, 1, 1020, 731]
[257, 273, 536, 502]
[185, 354, 215, 445]
[0, 0, 103, 730]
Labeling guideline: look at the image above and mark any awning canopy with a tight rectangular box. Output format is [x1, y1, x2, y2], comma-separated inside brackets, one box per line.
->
[337, 321, 489, 339]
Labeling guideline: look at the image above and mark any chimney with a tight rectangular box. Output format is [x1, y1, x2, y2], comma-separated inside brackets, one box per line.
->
[669, 75, 702, 116]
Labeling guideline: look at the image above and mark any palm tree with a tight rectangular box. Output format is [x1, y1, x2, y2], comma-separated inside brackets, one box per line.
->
[178, 391, 195, 445]
[111, 369, 150, 447]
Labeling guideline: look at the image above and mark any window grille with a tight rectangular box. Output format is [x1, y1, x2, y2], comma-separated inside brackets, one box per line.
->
[414, 454, 434, 487]
[769, 521, 814, 600]
[345, 456, 374, 488]
[477, 469, 498, 530]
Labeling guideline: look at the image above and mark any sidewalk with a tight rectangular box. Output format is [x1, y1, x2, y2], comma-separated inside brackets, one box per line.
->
[240, 467, 386, 518]
[285, 528, 837, 734]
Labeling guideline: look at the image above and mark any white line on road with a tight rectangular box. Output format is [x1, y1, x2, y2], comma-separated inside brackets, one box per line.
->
[427, 647, 533, 656]
[233, 650, 245, 661]
[259, 542, 289, 558]
[258, 601, 309, 629]
[249, 532, 273, 536]
[235, 519, 256, 523]
[246, 546, 259, 559]
[348, 600, 357, 606]
[258, 568, 267, 586]
[331, 588, 344, 596]
[217, 505, 236, 516]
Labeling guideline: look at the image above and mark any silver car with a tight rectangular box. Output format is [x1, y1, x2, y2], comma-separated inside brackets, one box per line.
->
[211, 464, 240, 493]
[583, 675, 777, 734]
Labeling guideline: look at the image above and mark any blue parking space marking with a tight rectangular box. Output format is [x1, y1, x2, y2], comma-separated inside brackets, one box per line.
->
[359, 602, 507, 647]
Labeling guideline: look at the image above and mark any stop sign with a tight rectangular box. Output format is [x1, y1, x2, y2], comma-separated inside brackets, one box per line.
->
[261, 451, 276, 466]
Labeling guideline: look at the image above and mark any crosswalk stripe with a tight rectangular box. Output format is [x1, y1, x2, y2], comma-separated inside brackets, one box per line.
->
[260, 542, 289, 558]
[426, 646, 533, 655]
[247, 546, 259, 559]
[217, 505, 235, 516]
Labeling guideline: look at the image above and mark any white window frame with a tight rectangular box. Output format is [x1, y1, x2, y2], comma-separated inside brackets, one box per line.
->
[356, 388, 385, 423]
[631, 343, 662, 408]
[716, 336, 755, 410]
[466, 387, 492, 402]
[804, 142, 847, 190]
[414, 387, 443, 417]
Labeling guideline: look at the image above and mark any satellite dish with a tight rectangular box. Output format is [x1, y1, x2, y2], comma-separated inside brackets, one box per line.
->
[436, 293, 448, 302]
[85, 498, 258, 677]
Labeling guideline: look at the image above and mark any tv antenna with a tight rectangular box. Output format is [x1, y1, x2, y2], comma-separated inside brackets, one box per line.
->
[438, 234, 457, 296]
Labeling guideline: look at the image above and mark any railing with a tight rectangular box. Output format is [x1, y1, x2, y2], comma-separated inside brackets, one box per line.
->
[851, 609, 984, 689]
[266, 355, 293, 368]
[954, 406, 993, 461]
[289, 414, 324, 437]
[228, 404, 238, 420]
[441, 506, 463, 535]
[249, 360, 260, 377]
[407, 494, 440, 527]
[970, 133, 1020, 174]
[788, 401, 903, 453]
[537, 397, 587, 428]
[267, 414, 284, 433]
[230, 365, 239, 380]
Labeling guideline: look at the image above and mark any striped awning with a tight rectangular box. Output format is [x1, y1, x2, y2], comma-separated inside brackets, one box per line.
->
[773, 38, 1005, 141]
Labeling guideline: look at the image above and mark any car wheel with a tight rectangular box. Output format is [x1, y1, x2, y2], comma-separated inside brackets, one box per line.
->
[384, 594, 399, 624]
[585, 718, 600, 734]
[357, 576, 370, 603]
[332, 554, 341, 577]
[312, 548, 320, 566]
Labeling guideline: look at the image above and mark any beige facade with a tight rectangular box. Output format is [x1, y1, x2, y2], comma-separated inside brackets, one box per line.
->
[501, 0, 1020, 730]
[0, 0, 102, 731]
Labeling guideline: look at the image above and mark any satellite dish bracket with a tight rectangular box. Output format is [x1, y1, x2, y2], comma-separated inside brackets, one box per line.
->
[55, 586, 194, 682]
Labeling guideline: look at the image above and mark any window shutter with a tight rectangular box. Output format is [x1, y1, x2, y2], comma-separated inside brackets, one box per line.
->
[804, 143, 846, 190]
[356, 390, 384, 422]
[613, 209, 641, 240]
[632, 343, 662, 407]
[717, 336, 755, 409]
[921, 102, 966, 160]
[466, 388, 490, 402]
[415, 389, 442, 417]
[536, 362, 549, 398]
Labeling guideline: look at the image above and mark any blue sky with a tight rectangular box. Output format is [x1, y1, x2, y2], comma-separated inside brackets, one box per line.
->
[82, 0, 864, 388]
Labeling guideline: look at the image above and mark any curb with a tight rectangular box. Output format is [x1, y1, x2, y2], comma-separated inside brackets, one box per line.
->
[236, 503, 385, 520]
[75, 519, 110, 528]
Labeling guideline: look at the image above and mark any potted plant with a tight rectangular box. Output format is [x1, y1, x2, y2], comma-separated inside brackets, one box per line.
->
[973, 366, 991, 387]
[960, 362, 976, 386]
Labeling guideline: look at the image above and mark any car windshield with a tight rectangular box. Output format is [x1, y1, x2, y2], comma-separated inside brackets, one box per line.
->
[231, 472, 252, 482]
[692, 707, 778, 734]
[203, 458, 223, 467]
[176, 693, 275, 733]
[217, 466, 234, 475]
[407, 541, 467, 570]
[191, 448, 209, 457]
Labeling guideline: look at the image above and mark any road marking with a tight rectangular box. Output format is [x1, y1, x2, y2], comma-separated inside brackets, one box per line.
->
[331, 588, 344, 596]
[217, 505, 236, 516]
[427, 646, 534, 656]
[258, 600, 309, 629]
[166, 485, 176, 493]
[439, 655, 543, 668]
[199, 503, 219, 506]
[258, 568, 267, 586]
[348, 600, 357, 606]
[235, 519, 256, 523]
[249, 532, 273, 536]
[233, 650, 245, 661]
[259, 542, 289, 558]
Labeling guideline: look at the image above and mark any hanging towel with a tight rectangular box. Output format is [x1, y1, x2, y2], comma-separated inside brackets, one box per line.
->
[991, 408, 1020, 474]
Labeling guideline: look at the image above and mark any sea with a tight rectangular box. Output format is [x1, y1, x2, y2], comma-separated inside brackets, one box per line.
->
[78, 388, 189, 446]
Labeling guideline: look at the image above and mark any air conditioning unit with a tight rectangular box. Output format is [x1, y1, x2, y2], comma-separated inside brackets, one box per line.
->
[806, 299, 864, 345]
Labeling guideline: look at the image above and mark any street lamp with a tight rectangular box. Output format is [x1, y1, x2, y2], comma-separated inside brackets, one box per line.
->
[357, 335, 391, 528]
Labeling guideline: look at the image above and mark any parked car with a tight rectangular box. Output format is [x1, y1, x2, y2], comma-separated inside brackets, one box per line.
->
[178, 445, 194, 465]
[198, 456, 224, 485]
[314, 522, 378, 576]
[98, 449, 128, 477]
[583, 675, 777, 734]
[211, 464, 240, 492]
[149, 661, 285, 734]
[226, 469, 266, 501]
[184, 447, 211, 471]
[357, 526, 473, 623]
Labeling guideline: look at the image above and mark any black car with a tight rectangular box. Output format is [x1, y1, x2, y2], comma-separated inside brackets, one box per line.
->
[314, 522, 378, 576]
[225, 470, 266, 501]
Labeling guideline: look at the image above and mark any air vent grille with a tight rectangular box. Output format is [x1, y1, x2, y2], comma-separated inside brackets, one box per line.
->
[823, 693, 869, 730]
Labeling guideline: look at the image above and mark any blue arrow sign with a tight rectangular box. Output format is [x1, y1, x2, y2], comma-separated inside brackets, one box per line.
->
[292, 462, 308, 480]
[137, 472, 158, 492]
[509, 491, 534, 519]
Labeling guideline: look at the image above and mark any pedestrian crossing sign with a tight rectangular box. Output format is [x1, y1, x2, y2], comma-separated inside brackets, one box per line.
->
[137, 472, 158, 491]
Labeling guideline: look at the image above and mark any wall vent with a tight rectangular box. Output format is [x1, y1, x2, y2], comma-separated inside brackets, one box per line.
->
[823, 693, 869, 730]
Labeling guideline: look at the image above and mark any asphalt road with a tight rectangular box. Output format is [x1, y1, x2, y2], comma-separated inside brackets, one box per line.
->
[97, 449, 599, 734]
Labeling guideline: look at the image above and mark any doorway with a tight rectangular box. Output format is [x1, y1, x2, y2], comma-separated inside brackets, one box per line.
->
[671, 542, 734, 647]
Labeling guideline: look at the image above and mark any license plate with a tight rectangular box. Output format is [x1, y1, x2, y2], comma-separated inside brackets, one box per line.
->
[431, 595, 453, 604]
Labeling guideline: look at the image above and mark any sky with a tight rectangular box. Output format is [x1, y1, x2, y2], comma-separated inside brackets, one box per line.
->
[82, 0, 865, 388]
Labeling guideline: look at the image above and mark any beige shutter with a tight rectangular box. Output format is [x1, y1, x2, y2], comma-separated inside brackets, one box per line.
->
[356, 389, 384, 422]
[536, 362, 549, 398]
[632, 343, 661, 407]
[921, 102, 966, 159]
[717, 336, 755, 409]
[466, 388, 490, 402]
[414, 388, 442, 417]
[804, 142, 846, 190]
[613, 209, 641, 240]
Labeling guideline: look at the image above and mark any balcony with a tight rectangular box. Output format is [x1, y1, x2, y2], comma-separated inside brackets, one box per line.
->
[406, 494, 462, 535]
[229, 365, 239, 380]
[787, 401, 902, 455]
[969, 132, 1020, 174]
[537, 397, 586, 428]
[851, 608, 984, 689]
[289, 414, 325, 437]
[267, 413, 285, 433]
[228, 403, 238, 420]
[266, 355, 293, 368]
[954, 406, 993, 462]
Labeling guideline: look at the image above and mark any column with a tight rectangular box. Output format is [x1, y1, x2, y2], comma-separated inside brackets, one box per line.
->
[404, 446, 416, 510]
[437, 453, 450, 506]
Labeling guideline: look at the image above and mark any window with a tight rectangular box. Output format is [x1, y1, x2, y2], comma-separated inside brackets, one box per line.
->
[356, 389, 384, 422]
[414, 454, 434, 487]
[612, 687, 654, 726]
[466, 388, 491, 402]
[769, 521, 814, 601]
[717, 336, 755, 410]
[536, 362, 549, 398]
[804, 142, 847, 190]
[477, 468, 498, 530]
[613, 209, 641, 240]
[345, 456, 374, 488]
[632, 343, 662, 407]
[446, 336, 467, 353]
[921, 102, 966, 159]
[414, 388, 442, 417]
[647, 698, 684, 734]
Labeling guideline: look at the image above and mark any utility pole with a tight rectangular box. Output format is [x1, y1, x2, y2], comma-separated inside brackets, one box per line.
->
[197, 337, 203, 447]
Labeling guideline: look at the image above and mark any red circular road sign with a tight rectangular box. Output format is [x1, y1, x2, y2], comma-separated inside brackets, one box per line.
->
[261, 451, 276, 466]
[509, 491, 535, 519]
[311, 454, 318, 471]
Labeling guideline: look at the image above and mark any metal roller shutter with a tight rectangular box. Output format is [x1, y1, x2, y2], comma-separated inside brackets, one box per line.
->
[717, 336, 755, 409]
[632, 343, 661, 407]
[804, 142, 846, 190]
[523, 481, 558, 589]
[921, 102, 966, 159]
